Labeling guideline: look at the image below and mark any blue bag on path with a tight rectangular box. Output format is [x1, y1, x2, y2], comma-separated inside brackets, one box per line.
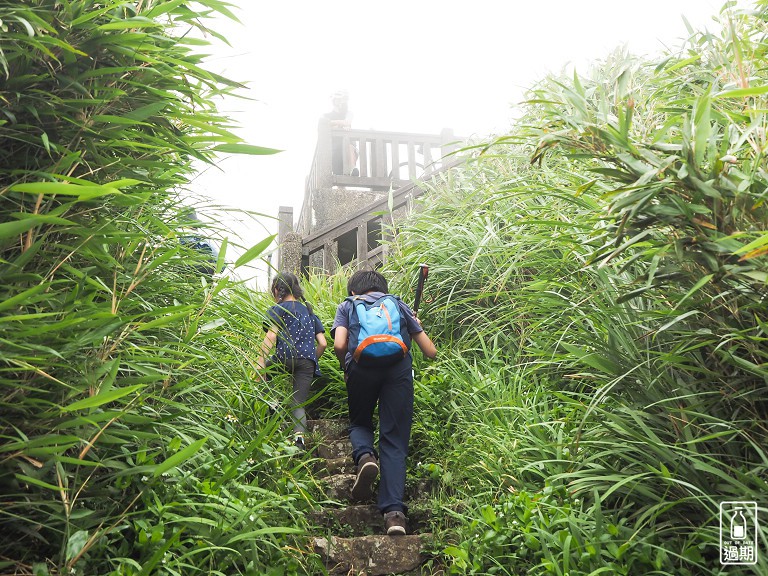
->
[346, 294, 408, 366]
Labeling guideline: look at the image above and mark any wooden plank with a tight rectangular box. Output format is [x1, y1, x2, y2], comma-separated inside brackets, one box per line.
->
[391, 141, 400, 180]
[407, 141, 417, 180]
[375, 136, 387, 178]
[303, 182, 420, 252]
[304, 157, 464, 250]
[301, 158, 462, 255]
[358, 138, 369, 177]
[323, 240, 337, 274]
[356, 221, 368, 265]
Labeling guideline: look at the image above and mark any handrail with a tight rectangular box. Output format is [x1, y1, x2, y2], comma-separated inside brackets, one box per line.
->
[302, 157, 463, 255]
[297, 122, 460, 236]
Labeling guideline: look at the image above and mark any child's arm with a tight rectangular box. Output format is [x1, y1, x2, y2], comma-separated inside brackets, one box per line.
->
[256, 329, 277, 370]
[315, 331, 327, 357]
[333, 326, 348, 369]
[412, 331, 437, 360]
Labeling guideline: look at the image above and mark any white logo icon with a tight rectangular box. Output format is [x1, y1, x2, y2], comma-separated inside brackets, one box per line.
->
[720, 501, 758, 566]
[731, 508, 747, 540]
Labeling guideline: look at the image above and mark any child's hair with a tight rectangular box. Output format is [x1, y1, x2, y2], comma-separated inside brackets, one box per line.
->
[347, 270, 388, 296]
[271, 272, 314, 314]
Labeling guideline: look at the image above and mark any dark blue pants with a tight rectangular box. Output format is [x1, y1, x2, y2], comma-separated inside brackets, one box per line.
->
[346, 356, 413, 514]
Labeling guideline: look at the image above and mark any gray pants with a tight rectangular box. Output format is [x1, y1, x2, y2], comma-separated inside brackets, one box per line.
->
[282, 358, 315, 435]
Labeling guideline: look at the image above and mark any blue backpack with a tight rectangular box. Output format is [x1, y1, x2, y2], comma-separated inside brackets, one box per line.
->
[346, 294, 408, 366]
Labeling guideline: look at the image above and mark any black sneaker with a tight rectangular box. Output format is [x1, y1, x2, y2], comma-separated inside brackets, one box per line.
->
[351, 453, 378, 500]
[294, 434, 306, 451]
[384, 511, 407, 535]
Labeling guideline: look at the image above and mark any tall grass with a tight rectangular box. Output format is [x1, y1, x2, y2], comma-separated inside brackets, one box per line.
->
[393, 2, 767, 574]
[0, 2, 325, 574]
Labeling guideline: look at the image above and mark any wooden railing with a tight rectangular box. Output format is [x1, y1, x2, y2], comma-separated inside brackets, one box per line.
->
[300, 157, 463, 273]
[297, 120, 460, 235]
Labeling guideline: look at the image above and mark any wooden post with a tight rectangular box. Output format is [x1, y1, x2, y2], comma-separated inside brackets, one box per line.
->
[317, 118, 333, 190]
[277, 206, 294, 273]
[441, 128, 457, 161]
[357, 221, 368, 267]
[323, 239, 337, 274]
[278, 206, 293, 243]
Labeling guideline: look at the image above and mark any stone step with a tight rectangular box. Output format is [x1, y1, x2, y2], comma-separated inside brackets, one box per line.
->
[308, 419, 352, 460]
[314, 437, 351, 460]
[308, 417, 438, 575]
[307, 418, 348, 441]
[322, 473, 433, 503]
[312, 504, 431, 537]
[313, 534, 431, 576]
[315, 456, 355, 476]
[322, 473, 376, 504]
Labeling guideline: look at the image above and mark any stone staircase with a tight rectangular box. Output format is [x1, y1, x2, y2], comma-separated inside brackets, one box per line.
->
[306, 419, 435, 575]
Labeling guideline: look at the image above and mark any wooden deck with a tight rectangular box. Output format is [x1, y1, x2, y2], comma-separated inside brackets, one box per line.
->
[278, 121, 465, 274]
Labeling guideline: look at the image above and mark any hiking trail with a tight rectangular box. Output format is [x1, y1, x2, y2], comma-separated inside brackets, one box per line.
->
[307, 418, 436, 575]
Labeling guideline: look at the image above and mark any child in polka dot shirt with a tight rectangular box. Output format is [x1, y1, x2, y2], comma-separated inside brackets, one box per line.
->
[257, 272, 327, 450]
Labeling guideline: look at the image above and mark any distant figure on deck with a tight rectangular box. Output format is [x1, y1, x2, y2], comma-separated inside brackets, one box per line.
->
[324, 89, 359, 176]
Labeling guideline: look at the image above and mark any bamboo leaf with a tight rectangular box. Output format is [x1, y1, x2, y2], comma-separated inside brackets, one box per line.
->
[234, 234, 276, 269]
[152, 438, 207, 477]
[561, 343, 620, 374]
[0, 283, 50, 312]
[693, 93, 711, 166]
[62, 385, 145, 412]
[14, 474, 60, 492]
[225, 527, 304, 544]
[733, 232, 768, 255]
[212, 143, 281, 155]
[715, 85, 768, 98]
[656, 310, 701, 335]
[97, 17, 162, 31]
[0, 219, 42, 240]
[9, 181, 123, 200]
[675, 274, 714, 308]
[65, 530, 89, 562]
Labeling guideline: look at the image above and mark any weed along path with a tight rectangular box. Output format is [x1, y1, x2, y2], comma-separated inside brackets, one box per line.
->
[306, 418, 434, 575]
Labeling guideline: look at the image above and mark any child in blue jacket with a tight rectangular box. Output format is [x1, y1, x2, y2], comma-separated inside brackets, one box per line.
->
[331, 270, 436, 536]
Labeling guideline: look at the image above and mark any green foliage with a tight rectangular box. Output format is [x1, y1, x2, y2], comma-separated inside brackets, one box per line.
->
[392, 2, 767, 574]
[4, 0, 768, 575]
[0, 2, 320, 575]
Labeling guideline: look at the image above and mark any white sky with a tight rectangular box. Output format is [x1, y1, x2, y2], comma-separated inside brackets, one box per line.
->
[188, 0, 735, 286]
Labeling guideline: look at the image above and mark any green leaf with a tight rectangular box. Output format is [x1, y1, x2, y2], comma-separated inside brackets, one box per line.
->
[0, 283, 50, 312]
[234, 234, 276, 269]
[97, 17, 162, 31]
[14, 474, 60, 491]
[152, 437, 207, 477]
[10, 181, 123, 200]
[675, 274, 714, 308]
[656, 310, 701, 335]
[693, 93, 711, 166]
[62, 385, 145, 412]
[225, 527, 304, 544]
[212, 143, 282, 155]
[66, 530, 89, 562]
[733, 232, 768, 255]
[561, 343, 620, 374]
[715, 85, 768, 98]
[145, 0, 188, 19]
[0, 219, 41, 240]
[200, 318, 226, 332]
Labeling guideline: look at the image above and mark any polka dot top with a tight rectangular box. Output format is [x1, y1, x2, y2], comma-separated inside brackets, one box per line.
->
[266, 300, 325, 376]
